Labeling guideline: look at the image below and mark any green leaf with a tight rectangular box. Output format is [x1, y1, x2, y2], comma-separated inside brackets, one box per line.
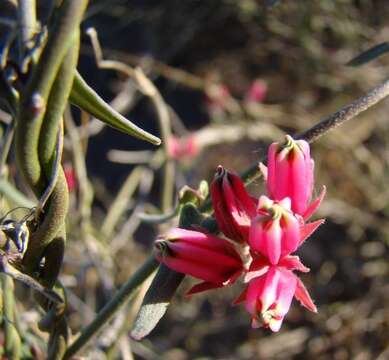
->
[347, 42, 389, 67]
[131, 203, 202, 340]
[70, 72, 161, 145]
[130, 264, 184, 340]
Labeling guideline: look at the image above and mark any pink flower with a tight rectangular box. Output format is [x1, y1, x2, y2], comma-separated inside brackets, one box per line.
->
[211, 166, 256, 243]
[155, 228, 243, 294]
[265, 135, 325, 219]
[237, 260, 317, 332]
[167, 135, 198, 160]
[249, 196, 300, 265]
[245, 79, 267, 103]
[245, 267, 297, 331]
[64, 164, 77, 192]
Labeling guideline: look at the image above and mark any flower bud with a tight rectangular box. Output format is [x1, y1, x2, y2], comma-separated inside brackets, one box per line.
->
[245, 267, 297, 332]
[155, 228, 243, 291]
[211, 166, 256, 243]
[249, 196, 300, 265]
[267, 135, 315, 217]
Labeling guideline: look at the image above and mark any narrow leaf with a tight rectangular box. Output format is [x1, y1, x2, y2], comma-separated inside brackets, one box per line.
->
[347, 42, 389, 67]
[70, 72, 161, 145]
[130, 264, 184, 340]
[131, 204, 202, 340]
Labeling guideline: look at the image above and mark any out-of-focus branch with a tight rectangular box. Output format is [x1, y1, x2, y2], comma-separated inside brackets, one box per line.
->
[86, 28, 174, 212]
[64, 256, 159, 360]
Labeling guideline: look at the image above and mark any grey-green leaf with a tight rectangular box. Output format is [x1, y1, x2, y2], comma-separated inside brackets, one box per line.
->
[130, 265, 184, 340]
[70, 72, 161, 145]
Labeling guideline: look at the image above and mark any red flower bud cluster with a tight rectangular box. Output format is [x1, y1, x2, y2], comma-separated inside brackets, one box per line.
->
[155, 135, 325, 331]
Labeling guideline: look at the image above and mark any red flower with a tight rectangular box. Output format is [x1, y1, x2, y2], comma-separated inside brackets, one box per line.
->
[211, 166, 256, 243]
[155, 228, 243, 294]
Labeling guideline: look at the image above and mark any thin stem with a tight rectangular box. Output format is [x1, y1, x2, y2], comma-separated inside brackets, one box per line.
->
[64, 256, 159, 359]
[133, 68, 174, 212]
[296, 79, 389, 142]
[17, 0, 37, 55]
[199, 78, 389, 213]
[0, 120, 15, 177]
[241, 78, 389, 186]
[101, 166, 145, 238]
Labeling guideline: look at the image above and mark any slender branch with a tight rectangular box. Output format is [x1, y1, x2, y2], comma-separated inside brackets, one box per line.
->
[296, 79, 389, 142]
[85, 30, 173, 210]
[241, 78, 389, 186]
[17, 0, 37, 56]
[0, 120, 15, 177]
[64, 256, 159, 359]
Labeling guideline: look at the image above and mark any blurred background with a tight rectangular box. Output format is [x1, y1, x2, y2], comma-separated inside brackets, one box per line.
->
[2, 0, 389, 359]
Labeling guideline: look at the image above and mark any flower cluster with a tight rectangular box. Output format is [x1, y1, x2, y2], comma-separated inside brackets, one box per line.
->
[155, 135, 325, 331]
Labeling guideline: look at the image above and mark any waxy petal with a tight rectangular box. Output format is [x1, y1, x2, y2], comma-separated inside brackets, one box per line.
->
[279, 255, 310, 273]
[280, 211, 300, 258]
[211, 166, 256, 243]
[249, 215, 282, 265]
[232, 288, 248, 305]
[275, 269, 297, 317]
[290, 147, 311, 215]
[244, 254, 270, 283]
[294, 277, 317, 313]
[299, 218, 325, 246]
[303, 186, 326, 220]
[167, 242, 241, 269]
[266, 143, 278, 197]
[163, 228, 239, 256]
[157, 256, 227, 284]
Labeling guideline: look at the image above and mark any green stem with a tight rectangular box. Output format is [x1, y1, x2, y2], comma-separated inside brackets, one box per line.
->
[0, 179, 36, 208]
[17, 0, 37, 57]
[64, 256, 159, 359]
[1, 274, 21, 360]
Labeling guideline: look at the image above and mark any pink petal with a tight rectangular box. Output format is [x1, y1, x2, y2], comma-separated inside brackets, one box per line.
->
[294, 277, 317, 313]
[260, 267, 280, 311]
[275, 269, 297, 317]
[266, 143, 278, 197]
[280, 212, 300, 257]
[248, 216, 265, 254]
[244, 255, 270, 283]
[228, 172, 257, 218]
[299, 219, 325, 246]
[245, 276, 265, 315]
[264, 219, 282, 265]
[167, 228, 240, 257]
[158, 256, 227, 284]
[279, 255, 310, 273]
[167, 242, 242, 269]
[274, 147, 290, 201]
[232, 288, 247, 305]
[290, 147, 310, 215]
[303, 185, 326, 220]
